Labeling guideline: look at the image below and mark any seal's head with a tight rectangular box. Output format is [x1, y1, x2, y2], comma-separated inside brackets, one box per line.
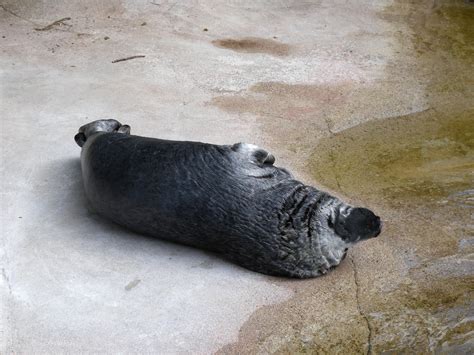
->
[307, 200, 382, 276]
[330, 206, 382, 243]
[74, 119, 130, 147]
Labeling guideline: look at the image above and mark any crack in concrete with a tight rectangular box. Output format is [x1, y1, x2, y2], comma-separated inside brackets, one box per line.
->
[2, 267, 17, 352]
[321, 115, 344, 191]
[1, 268, 13, 295]
[323, 115, 335, 135]
[350, 255, 373, 355]
[328, 150, 342, 191]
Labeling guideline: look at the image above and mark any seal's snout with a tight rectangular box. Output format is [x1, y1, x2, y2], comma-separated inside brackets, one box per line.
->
[333, 207, 382, 243]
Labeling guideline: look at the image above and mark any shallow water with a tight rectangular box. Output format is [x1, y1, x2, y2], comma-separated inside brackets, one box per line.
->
[308, 86, 474, 353]
[308, 0, 474, 352]
[310, 108, 474, 209]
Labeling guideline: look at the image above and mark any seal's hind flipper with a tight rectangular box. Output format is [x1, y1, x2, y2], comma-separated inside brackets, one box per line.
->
[232, 142, 275, 166]
[118, 125, 131, 135]
[74, 119, 131, 147]
[74, 132, 86, 147]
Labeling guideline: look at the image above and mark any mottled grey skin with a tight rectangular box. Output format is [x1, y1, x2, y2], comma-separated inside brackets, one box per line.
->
[75, 119, 381, 278]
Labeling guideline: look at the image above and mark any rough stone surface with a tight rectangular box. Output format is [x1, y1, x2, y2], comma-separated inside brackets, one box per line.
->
[1, 0, 472, 353]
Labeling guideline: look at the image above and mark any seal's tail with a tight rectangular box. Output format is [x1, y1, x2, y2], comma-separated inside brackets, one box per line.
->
[74, 119, 131, 147]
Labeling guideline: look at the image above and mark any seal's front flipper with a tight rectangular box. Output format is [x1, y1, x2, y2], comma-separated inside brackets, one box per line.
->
[232, 142, 275, 166]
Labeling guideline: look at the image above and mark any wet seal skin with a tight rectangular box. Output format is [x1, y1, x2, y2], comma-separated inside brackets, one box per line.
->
[75, 119, 381, 278]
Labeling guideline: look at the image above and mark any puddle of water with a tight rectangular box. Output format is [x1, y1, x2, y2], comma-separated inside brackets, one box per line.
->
[310, 109, 474, 208]
[413, 1, 474, 61]
[308, 95, 474, 355]
[307, 1, 474, 352]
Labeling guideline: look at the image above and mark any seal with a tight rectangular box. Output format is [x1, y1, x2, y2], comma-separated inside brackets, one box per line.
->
[75, 119, 382, 278]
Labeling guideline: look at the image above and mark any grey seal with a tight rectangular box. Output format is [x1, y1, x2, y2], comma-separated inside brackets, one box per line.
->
[75, 119, 381, 278]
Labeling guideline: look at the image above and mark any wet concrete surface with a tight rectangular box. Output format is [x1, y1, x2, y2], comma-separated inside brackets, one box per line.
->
[1, 0, 473, 353]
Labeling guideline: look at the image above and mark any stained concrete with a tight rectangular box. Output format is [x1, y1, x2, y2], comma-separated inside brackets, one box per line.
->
[1, 0, 472, 353]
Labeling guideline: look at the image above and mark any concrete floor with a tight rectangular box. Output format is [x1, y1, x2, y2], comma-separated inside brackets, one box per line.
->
[1, 0, 472, 353]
